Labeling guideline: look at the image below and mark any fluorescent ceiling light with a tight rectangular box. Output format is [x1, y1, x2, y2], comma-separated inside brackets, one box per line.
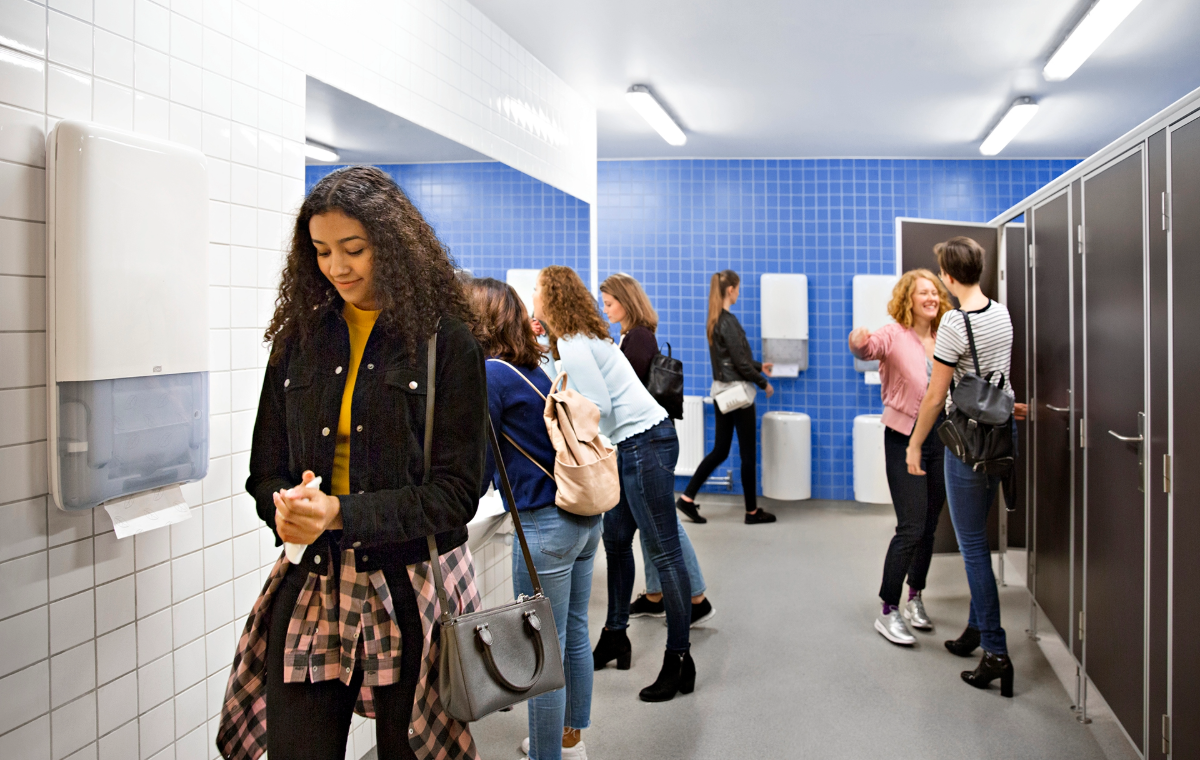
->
[626, 85, 686, 146]
[304, 140, 339, 162]
[980, 98, 1039, 156]
[1043, 0, 1144, 81]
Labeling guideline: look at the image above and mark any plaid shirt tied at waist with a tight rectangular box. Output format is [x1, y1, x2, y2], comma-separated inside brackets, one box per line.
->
[216, 544, 481, 760]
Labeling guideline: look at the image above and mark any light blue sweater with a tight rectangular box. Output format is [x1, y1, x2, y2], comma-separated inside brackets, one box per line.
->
[555, 334, 667, 444]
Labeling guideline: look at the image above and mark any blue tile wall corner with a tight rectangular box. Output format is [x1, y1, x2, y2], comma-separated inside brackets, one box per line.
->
[306, 162, 591, 283]
[596, 158, 1080, 501]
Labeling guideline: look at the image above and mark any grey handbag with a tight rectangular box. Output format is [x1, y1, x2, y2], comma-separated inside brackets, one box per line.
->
[420, 330, 565, 723]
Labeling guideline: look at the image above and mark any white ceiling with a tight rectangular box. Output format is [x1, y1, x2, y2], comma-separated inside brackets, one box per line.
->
[468, 0, 1200, 159]
[305, 77, 490, 165]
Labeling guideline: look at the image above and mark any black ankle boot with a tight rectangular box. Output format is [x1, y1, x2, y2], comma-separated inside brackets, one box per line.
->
[961, 651, 1014, 697]
[592, 628, 631, 671]
[638, 649, 696, 702]
[944, 625, 981, 657]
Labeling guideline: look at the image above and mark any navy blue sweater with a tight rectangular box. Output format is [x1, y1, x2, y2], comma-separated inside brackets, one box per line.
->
[483, 359, 557, 512]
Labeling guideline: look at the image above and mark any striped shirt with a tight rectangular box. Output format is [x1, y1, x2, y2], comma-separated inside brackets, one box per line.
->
[934, 301, 1014, 413]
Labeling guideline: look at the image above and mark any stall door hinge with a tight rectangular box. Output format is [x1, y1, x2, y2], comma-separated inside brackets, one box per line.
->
[1078, 611, 1086, 641]
[1165, 454, 1172, 494]
[1077, 224, 1085, 255]
[1028, 244, 1036, 269]
[1163, 714, 1170, 755]
[1079, 418, 1087, 449]
[1162, 192, 1171, 232]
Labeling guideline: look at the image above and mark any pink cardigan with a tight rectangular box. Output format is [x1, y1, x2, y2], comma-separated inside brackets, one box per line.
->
[851, 323, 930, 436]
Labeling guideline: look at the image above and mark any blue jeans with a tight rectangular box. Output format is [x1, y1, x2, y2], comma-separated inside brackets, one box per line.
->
[944, 450, 1007, 655]
[512, 507, 602, 760]
[641, 516, 706, 597]
[603, 419, 692, 652]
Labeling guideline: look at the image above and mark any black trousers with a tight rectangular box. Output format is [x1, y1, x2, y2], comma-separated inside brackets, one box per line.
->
[266, 561, 424, 760]
[879, 421, 946, 607]
[684, 402, 758, 512]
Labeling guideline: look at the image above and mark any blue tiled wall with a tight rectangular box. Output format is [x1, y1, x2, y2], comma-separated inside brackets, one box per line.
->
[305, 162, 591, 282]
[597, 159, 1079, 501]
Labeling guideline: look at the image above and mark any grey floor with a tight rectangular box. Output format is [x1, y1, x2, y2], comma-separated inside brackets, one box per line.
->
[380, 495, 1136, 760]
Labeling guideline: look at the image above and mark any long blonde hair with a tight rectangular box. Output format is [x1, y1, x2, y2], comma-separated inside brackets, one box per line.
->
[888, 268, 952, 330]
[600, 273, 658, 334]
[706, 270, 739, 343]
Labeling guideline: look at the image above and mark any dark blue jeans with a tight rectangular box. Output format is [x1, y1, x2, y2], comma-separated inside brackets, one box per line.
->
[602, 419, 692, 652]
[944, 450, 1007, 655]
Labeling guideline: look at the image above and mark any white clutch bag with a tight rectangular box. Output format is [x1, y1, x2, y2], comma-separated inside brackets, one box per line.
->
[713, 382, 753, 413]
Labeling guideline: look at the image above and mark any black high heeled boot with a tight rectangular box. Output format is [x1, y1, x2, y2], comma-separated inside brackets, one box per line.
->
[638, 649, 696, 702]
[592, 628, 631, 671]
[944, 625, 981, 657]
[961, 651, 1014, 698]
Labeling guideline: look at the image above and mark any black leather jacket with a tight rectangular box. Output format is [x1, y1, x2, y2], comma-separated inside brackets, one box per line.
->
[709, 310, 768, 389]
[246, 310, 487, 574]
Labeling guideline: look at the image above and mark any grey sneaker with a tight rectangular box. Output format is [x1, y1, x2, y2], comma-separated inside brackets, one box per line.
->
[903, 596, 933, 631]
[875, 610, 916, 646]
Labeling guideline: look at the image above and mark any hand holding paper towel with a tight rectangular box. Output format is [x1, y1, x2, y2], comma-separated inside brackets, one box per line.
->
[276, 474, 323, 564]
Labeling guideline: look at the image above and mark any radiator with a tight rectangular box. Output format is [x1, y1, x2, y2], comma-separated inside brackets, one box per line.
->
[674, 395, 706, 476]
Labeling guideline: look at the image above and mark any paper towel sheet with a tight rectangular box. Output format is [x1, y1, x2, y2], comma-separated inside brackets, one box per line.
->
[105, 485, 191, 539]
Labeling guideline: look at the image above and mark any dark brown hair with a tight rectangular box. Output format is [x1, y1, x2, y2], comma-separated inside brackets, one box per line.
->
[934, 236, 985, 286]
[264, 166, 472, 363]
[599, 273, 658, 334]
[537, 266, 610, 358]
[706, 269, 739, 343]
[468, 277, 547, 369]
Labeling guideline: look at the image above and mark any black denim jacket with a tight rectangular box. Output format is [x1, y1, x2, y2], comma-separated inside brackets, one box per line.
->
[708, 310, 768, 389]
[246, 310, 487, 573]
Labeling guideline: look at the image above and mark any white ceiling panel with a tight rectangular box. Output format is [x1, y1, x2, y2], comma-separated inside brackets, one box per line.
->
[468, 0, 1200, 158]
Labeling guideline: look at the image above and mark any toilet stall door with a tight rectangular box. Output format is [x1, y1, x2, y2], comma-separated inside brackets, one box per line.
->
[1031, 191, 1074, 652]
[1168, 111, 1200, 760]
[1082, 147, 1147, 753]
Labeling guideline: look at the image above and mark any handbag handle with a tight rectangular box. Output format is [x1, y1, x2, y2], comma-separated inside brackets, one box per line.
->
[959, 309, 983, 377]
[422, 329, 544, 627]
[474, 610, 547, 692]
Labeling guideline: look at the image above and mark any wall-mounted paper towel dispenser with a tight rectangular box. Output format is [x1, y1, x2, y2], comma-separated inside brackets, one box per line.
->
[46, 121, 210, 511]
[852, 274, 899, 381]
[760, 273, 808, 377]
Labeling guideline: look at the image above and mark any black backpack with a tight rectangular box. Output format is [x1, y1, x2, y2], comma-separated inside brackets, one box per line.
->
[646, 342, 684, 420]
[936, 310, 1015, 476]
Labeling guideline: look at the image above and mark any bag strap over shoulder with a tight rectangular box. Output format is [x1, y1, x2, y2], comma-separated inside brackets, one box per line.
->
[487, 358, 548, 401]
[959, 309, 983, 377]
[425, 331, 543, 626]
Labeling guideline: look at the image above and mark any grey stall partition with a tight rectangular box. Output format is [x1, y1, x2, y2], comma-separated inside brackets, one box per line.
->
[1169, 109, 1200, 760]
[1082, 147, 1148, 754]
[1031, 191, 1075, 659]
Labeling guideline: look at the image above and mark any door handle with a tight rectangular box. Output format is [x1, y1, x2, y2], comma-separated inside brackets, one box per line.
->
[1107, 430, 1143, 442]
[1046, 404, 1070, 412]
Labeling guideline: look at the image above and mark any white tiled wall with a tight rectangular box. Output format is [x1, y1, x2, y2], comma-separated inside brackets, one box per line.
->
[0, 0, 594, 758]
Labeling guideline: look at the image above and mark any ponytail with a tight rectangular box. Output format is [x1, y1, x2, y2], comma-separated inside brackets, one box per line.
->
[706, 269, 740, 343]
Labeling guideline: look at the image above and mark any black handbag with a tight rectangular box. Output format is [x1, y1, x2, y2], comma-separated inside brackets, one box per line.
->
[420, 330, 565, 722]
[646, 341, 684, 420]
[936, 310, 1016, 476]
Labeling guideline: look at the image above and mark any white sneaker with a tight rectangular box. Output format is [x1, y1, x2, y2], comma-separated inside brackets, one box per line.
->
[520, 737, 587, 759]
[875, 609, 916, 646]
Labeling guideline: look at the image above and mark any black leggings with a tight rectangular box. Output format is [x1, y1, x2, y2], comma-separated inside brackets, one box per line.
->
[683, 402, 758, 512]
[878, 423, 946, 607]
[266, 562, 424, 760]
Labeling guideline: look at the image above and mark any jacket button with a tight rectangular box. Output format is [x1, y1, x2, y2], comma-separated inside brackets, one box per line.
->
[409, 381, 418, 390]
[352, 541, 362, 548]
[283, 379, 290, 387]
[356, 425, 363, 432]
[409, 729, 414, 736]
[322, 427, 330, 436]
[358, 490, 364, 494]
[313, 555, 321, 564]
[335, 366, 343, 374]
[367, 363, 374, 370]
